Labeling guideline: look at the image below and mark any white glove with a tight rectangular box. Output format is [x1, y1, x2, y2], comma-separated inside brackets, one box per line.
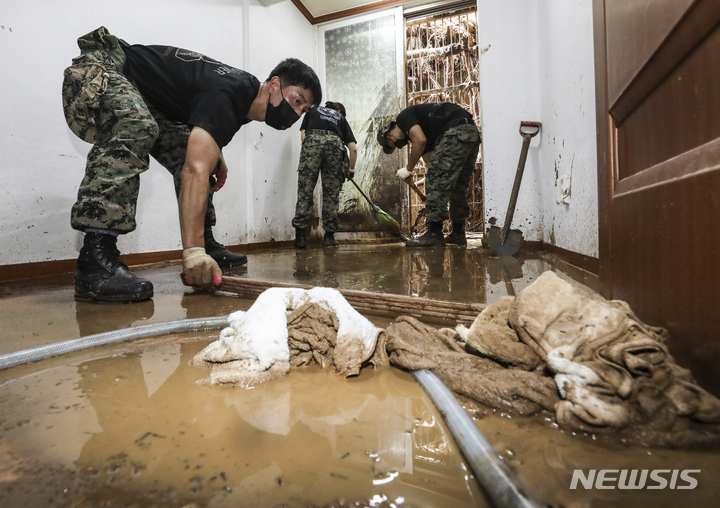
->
[182, 247, 222, 288]
[396, 167, 412, 180]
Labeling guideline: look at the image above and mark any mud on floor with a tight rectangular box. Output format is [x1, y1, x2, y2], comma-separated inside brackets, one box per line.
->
[0, 333, 486, 508]
[1, 332, 719, 507]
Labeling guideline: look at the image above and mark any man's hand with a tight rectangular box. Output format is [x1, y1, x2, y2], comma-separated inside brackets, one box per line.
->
[396, 167, 412, 180]
[212, 155, 228, 192]
[182, 247, 222, 289]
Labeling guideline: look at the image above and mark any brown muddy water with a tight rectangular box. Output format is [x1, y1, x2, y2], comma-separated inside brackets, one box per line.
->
[0, 333, 487, 508]
[1, 243, 718, 507]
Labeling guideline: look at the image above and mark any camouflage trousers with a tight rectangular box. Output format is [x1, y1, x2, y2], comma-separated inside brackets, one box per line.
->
[292, 131, 347, 233]
[425, 123, 481, 223]
[62, 47, 216, 234]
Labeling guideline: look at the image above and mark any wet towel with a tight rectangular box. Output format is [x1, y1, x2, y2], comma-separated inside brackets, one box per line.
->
[192, 287, 381, 387]
[507, 271, 720, 432]
[390, 271, 720, 447]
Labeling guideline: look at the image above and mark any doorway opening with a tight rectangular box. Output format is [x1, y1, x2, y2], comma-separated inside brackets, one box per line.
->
[404, 3, 482, 236]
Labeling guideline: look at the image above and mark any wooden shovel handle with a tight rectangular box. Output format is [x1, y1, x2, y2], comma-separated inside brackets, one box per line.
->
[501, 121, 541, 244]
[404, 177, 427, 202]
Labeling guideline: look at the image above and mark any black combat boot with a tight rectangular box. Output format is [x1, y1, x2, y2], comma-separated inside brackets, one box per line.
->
[204, 227, 247, 267]
[75, 232, 154, 303]
[445, 220, 467, 246]
[322, 231, 339, 247]
[294, 228, 307, 249]
[405, 221, 446, 248]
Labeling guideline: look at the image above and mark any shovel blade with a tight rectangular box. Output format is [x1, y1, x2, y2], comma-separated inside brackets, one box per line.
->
[486, 226, 524, 256]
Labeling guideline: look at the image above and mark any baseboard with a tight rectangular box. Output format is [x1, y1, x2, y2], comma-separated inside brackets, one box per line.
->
[0, 240, 295, 283]
[539, 243, 599, 275]
[0, 258, 80, 283]
[0, 239, 598, 283]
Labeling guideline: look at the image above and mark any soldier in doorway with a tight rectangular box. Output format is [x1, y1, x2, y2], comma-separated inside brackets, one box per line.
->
[62, 27, 321, 302]
[292, 101, 357, 248]
[377, 102, 480, 247]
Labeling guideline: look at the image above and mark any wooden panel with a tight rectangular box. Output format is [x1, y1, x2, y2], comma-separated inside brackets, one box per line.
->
[292, 0, 408, 25]
[0, 241, 294, 283]
[220, 276, 486, 325]
[616, 136, 720, 196]
[541, 243, 599, 276]
[611, 169, 720, 395]
[605, 0, 694, 105]
[610, 0, 720, 124]
[290, 0, 315, 22]
[597, 0, 720, 397]
[616, 23, 720, 179]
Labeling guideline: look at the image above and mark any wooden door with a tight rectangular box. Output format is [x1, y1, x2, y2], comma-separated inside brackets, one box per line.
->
[594, 0, 720, 395]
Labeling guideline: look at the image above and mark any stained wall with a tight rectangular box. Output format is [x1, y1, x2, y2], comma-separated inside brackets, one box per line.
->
[477, 0, 598, 257]
[0, 0, 314, 267]
[0, 0, 600, 268]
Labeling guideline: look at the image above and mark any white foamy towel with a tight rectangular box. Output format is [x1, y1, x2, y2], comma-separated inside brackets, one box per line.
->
[195, 287, 381, 375]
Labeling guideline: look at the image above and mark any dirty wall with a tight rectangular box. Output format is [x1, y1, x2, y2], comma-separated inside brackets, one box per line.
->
[319, 10, 406, 235]
[477, 0, 598, 257]
[0, 0, 600, 267]
[0, 0, 313, 267]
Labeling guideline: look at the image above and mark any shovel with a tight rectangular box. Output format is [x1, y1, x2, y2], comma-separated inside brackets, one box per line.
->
[486, 121, 541, 256]
[403, 176, 427, 202]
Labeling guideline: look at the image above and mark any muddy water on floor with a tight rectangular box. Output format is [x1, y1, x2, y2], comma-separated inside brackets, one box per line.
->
[224, 244, 599, 306]
[469, 408, 720, 507]
[0, 245, 596, 357]
[3, 247, 717, 506]
[0, 265, 246, 356]
[0, 333, 487, 508]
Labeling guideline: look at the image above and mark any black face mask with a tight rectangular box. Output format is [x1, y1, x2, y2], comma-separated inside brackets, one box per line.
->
[265, 87, 300, 130]
[394, 138, 408, 149]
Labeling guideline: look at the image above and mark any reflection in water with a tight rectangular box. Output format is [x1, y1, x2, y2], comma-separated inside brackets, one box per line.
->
[246, 244, 570, 306]
[3, 333, 719, 507]
[0, 334, 486, 507]
[3, 263, 718, 507]
[139, 342, 181, 398]
[485, 256, 524, 297]
[75, 298, 155, 337]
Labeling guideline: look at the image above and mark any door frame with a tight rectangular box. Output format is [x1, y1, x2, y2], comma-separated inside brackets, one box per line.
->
[593, 0, 612, 298]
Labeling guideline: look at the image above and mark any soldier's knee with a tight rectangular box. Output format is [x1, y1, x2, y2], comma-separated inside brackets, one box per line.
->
[122, 118, 159, 156]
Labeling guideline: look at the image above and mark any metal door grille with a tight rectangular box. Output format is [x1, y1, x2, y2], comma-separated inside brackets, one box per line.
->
[405, 6, 482, 235]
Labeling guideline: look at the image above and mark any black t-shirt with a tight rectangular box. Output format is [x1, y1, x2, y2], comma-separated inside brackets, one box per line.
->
[395, 103, 473, 153]
[300, 106, 356, 145]
[122, 45, 260, 148]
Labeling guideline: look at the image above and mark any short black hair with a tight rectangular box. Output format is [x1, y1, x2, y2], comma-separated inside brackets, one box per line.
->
[267, 58, 322, 107]
[325, 101, 347, 117]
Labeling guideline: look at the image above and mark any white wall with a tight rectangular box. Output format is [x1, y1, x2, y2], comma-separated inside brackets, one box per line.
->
[477, 0, 598, 257]
[242, 0, 316, 244]
[1, 0, 598, 268]
[0, 0, 313, 267]
[536, 0, 598, 256]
